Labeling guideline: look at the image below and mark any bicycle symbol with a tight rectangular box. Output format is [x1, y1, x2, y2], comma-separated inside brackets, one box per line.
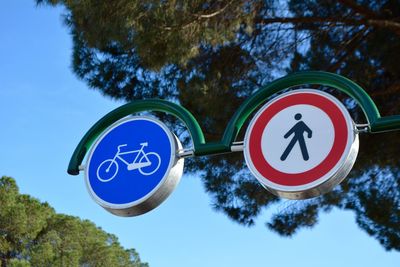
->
[96, 142, 161, 182]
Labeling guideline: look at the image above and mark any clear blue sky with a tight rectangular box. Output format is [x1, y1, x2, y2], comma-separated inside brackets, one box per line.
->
[0, 1, 399, 267]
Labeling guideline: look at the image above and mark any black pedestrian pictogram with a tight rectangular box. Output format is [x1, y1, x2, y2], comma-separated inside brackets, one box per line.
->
[280, 113, 313, 161]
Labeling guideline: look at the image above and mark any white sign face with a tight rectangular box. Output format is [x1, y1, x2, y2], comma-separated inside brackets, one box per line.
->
[261, 104, 335, 174]
[244, 89, 359, 199]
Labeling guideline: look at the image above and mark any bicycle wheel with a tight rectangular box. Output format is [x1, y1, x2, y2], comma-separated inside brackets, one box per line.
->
[97, 159, 119, 182]
[138, 152, 161, 176]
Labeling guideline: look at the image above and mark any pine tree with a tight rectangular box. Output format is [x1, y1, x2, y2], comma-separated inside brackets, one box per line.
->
[0, 176, 148, 267]
[36, 0, 400, 250]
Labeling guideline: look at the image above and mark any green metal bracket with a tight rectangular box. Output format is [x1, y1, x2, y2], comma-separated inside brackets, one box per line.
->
[68, 100, 205, 175]
[68, 71, 400, 175]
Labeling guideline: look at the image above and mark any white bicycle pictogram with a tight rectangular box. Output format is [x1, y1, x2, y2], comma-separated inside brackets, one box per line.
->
[96, 142, 161, 182]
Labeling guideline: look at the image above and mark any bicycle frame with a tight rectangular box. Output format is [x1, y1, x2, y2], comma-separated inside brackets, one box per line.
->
[112, 145, 148, 167]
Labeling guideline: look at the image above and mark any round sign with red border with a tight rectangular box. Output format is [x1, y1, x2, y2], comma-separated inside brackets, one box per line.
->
[244, 89, 359, 199]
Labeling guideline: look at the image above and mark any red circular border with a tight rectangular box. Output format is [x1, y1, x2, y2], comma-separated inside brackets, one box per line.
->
[248, 92, 349, 186]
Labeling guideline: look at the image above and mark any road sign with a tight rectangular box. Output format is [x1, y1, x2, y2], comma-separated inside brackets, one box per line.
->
[244, 89, 359, 199]
[85, 116, 183, 216]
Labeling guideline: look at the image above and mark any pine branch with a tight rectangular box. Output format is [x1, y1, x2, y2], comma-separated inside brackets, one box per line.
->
[337, 0, 378, 18]
[163, 0, 235, 31]
[255, 16, 400, 32]
[328, 28, 371, 72]
[195, 0, 234, 19]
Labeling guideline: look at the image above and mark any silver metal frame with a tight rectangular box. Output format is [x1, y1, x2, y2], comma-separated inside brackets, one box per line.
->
[85, 116, 184, 216]
[243, 89, 359, 199]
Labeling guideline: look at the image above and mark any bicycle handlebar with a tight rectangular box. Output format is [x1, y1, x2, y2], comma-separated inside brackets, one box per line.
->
[118, 144, 128, 150]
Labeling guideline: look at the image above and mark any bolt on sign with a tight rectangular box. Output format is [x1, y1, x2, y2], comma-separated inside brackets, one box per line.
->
[69, 71, 400, 216]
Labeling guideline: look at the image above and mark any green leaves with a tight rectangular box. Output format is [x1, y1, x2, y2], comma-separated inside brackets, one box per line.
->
[38, 0, 261, 70]
[0, 176, 148, 267]
[37, 0, 400, 251]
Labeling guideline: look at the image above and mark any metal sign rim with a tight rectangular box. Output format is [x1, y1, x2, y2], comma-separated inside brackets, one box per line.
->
[84, 116, 178, 210]
[243, 89, 358, 197]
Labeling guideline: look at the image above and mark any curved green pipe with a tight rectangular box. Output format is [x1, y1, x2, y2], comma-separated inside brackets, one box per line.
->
[194, 71, 380, 155]
[217, 71, 379, 150]
[68, 99, 205, 175]
[68, 71, 400, 175]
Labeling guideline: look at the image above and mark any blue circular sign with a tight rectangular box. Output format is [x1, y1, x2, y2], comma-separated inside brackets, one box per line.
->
[85, 116, 183, 216]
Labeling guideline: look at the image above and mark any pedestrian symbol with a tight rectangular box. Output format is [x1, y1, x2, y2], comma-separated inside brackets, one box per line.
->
[243, 89, 359, 200]
[280, 113, 312, 161]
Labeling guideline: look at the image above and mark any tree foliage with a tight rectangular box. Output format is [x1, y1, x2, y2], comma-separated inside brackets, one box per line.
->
[36, 0, 400, 250]
[0, 176, 148, 267]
